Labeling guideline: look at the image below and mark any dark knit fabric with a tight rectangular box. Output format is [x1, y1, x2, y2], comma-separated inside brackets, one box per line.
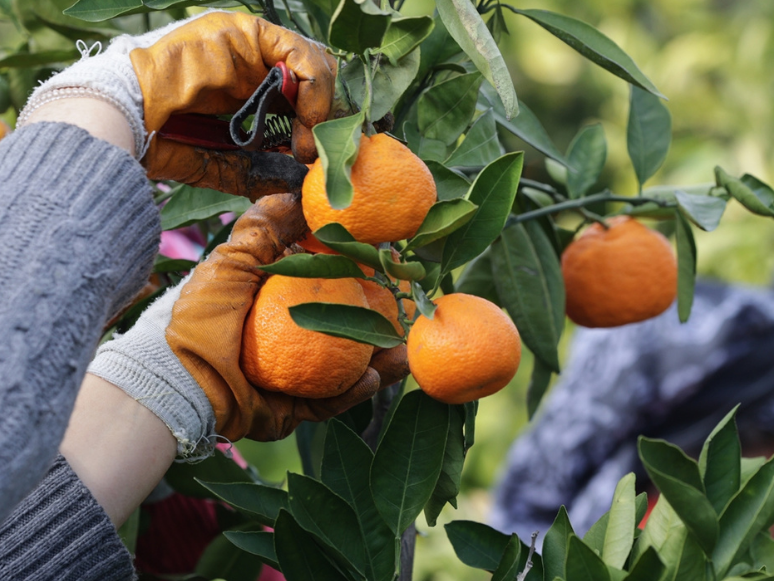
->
[0, 455, 136, 581]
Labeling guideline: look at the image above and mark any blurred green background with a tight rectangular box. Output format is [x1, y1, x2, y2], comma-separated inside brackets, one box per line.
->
[234, 1, 774, 579]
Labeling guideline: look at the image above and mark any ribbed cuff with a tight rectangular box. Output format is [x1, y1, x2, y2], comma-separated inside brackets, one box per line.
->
[0, 456, 136, 581]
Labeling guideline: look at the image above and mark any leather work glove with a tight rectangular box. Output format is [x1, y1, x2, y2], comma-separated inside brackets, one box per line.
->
[19, 11, 336, 201]
[88, 194, 409, 456]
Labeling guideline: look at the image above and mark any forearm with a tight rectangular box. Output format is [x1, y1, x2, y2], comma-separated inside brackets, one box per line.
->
[60, 373, 177, 526]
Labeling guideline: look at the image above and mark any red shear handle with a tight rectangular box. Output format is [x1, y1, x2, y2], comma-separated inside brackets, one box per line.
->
[276, 61, 299, 107]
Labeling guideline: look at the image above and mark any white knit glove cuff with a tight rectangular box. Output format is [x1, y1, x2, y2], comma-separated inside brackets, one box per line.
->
[17, 10, 225, 159]
[88, 279, 218, 461]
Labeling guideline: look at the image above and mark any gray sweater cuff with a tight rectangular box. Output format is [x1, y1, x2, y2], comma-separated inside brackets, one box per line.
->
[0, 455, 136, 581]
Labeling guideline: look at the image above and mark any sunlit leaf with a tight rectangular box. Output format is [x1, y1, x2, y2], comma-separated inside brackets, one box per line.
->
[715, 167, 774, 217]
[160, 186, 251, 230]
[603, 473, 636, 569]
[411, 280, 437, 319]
[674, 190, 727, 232]
[380, 15, 433, 65]
[313, 223, 382, 270]
[543, 506, 574, 581]
[424, 160, 471, 201]
[379, 248, 426, 281]
[289, 302, 404, 348]
[445, 109, 504, 168]
[628, 85, 671, 188]
[404, 199, 478, 252]
[418, 72, 483, 146]
[566, 124, 607, 199]
[259, 253, 366, 279]
[312, 112, 365, 209]
[698, 406, 741, 515]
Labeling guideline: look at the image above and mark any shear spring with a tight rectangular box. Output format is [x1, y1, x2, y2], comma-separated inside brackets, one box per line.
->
[263, 115, 293, 150]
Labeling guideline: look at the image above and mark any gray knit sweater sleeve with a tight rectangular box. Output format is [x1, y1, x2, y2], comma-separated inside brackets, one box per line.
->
[0, 121, 159, 576]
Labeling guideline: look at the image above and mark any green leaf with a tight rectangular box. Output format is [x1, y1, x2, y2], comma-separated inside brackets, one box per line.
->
[445, 109, 504, 168]
[455, 248, 500, 306]
[715, 167, 774, 217]
[627, 85, 672, 188]
[624, 546, 665, 581]
[313, 223, 382, 270]
[380, 15, 434, 65]
[583, 511, 609, 555]
[714, 456, 774, 577]
[675, 210, 697, 323]
[63, 0, 143, 21]
[638, 437, 718, 555]
[526, 353, 553, 419]
[259, 253, 366, 279]
[299, 0, 339, 40]
[329, 0, 391, 54]
[312, 112, 365, 210]
[153, 256, 197, 274]
[160, 186, 251, 230]
[543, 506, 575, 581]
[197, 481, 289, 526]
[0, 49, 79, 68]
[742, 457, 769, 486]
[442, 152, 524, 274]
[425, 406, 465, 527]
[674, 190, 727, 232]
[491, 220, 565, 373]
[295, 421, 327, 478]
[603, 473, 636, 569]
[479, 83, 567, 167]
[379, 249, 425, 281]
[341, 48, 421, 121]
[418, 72, 483, 146]
[321, 420, 395, 581]
[463, 400, 478, 453]
[435, 0, 518, 118]
[565, 535, 611, 581]
[117, 508, 139, 555]
[491, 534, 522, 581]
[698, 406, 741, 515]
[566, 124, 607, 199]
[511, 9, 664, 98]
[405, 199, 478, 251]
[444, 520, 510, 572]
[403, 119, 454, 162]
[411, 280, 437, 319]
[164, 449, 254, 499]
[424, 160, 471, 201]
[635, 492, 649, 528]
[416, 13, 463, 82]
[273, 509, 348, 581]
[289, 302, 404, 348]
[224, 531, 279, 570]
[196, 527, 265, 581]
[751, 531, 774, 573]
[287, 473, 367, 576]
[371, 390, 450, 535]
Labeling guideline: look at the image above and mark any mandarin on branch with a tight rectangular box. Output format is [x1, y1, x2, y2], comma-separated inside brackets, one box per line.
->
[302, 133, 437, 244]
[407, 293, 521, 405]
[562, 216, 677, 328]
[240, 275, 374, 398]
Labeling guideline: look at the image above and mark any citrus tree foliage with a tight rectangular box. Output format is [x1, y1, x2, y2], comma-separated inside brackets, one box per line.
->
[3, 1, 774, 580]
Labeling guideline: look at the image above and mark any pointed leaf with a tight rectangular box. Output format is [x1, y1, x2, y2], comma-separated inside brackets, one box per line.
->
[63, 0, 142, 21]
[511, 9, 664, 98]
[444, 520, 510, 572]
[442, 152, 524, 274]
[638, 437, 718, 555]
[380, 16, 434, 65]
[698, 406, 741, 515]
[196, 528, 265, 581]
[405, 199, 478, 251]
[312, 223, 382, 270]
[714, 456, 774, 577]
[0, 50, 80, 68]
[164, 449, 254, 499]
[287, 473, 367, 576]
[627, 86, 671, 188]
[435, 0, 518, 118]
[491, 220, 565, 372]
[404, 120, 453, 162]
[565, 535, 611, 581]
[313, 112, 365, 210]
[445, 109, 504, 168]
[424, 160, 471, 201]
[751, 531, 774, 573]
[160, 186, 251, 230]
[674, 190, 727, 232]
[197, 481, 289, 526]
[418, 72, 483, 146]
[225, 531, 279, 570]
[425, 405, 465, 526]
[566, 124, 607, 199]
[259, 253, 366, 279]
[329, 0, 391, 54]
[583, 511, 609, 555]
[321, 420, 395, 581]
[675, 210, 697, 323]
[371, 390, 450, 535]
[153, 257, 197, 274]
[379, 249, 426, 281]
[455, 249, 500, 306]
[624, 546, 665, 581]
[273, 510, 347, 581]
[295, 421, 327, 478]
[543, 506, 575, 581]
[603, 473, 636, 569]
[289, 302, 404, 348]
[491, 534, 522, 581]
[715, 167, 774, 217]
[411, 280, 437, 319]
[526, 356, 553, 419]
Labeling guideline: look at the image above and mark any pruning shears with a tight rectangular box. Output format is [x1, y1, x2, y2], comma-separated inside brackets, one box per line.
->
[158, 61, 299, 152]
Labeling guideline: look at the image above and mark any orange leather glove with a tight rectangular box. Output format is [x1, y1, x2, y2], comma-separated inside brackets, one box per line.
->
[89, 194, 408, 452]
[130, 11, 337, 199]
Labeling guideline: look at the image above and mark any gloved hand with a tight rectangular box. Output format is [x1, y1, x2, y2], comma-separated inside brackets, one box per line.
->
[88, 194, 409, 457]
[19, 11, 336, 200]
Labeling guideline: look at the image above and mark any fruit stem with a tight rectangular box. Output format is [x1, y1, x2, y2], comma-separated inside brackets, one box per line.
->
[577, 207, 609, 229]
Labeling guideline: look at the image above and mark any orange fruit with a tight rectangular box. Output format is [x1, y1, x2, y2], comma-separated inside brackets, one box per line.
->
[358, 277, 416, 337]
[297, 231, 337, 254]
[0, 121, 9, 141]
[407, 293, 521, 404]
[240, 275, 374, 398]
[562, 216, 677, 328]
[302, 133, 437, 244]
